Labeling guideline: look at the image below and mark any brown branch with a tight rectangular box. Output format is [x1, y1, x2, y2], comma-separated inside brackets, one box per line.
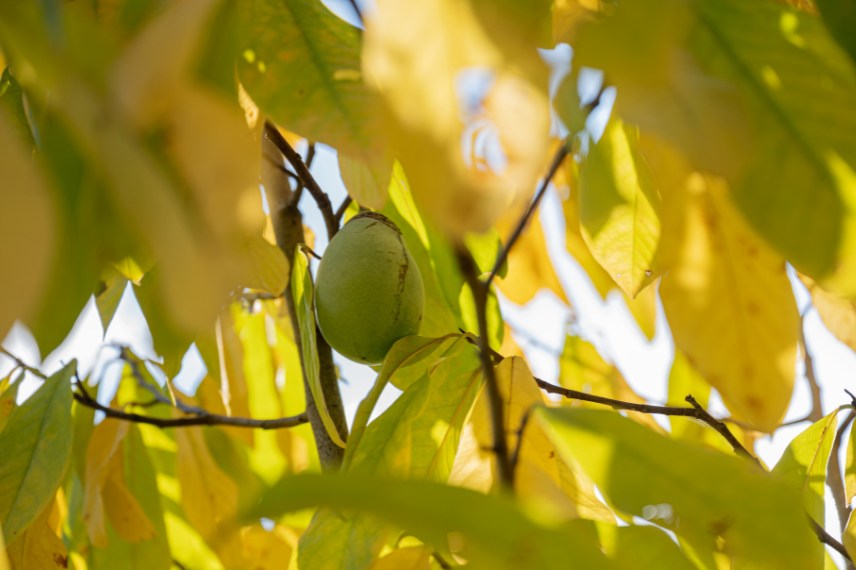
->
[72, 383, 308, 430]
[800, 318, 824, 422]
[456, 247, 514, 487]
[809, 516, 854, 564]
[0, 347, 46, 379]
[485, 138, 571, 289]
[533, 377, 760, 465]
[263, 122, 339, 239]
[335, 196, 353, 224]
[830, 410, 855, 536]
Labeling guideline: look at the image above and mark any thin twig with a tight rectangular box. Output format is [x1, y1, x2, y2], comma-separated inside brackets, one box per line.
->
[509, 410, 532, 478]
[0, 347, 47, 379]
[829, 410, 855, 535]
[456, 247, 514, 487]
[335, 196, 353, 224]
[800, 318, 824, 422]
[485, 138, 571, 289]
[809, 516, 854, 564]
[263, 122, 339, 239]
[534, 377, 760, 465]
[72, 381, 308, 430]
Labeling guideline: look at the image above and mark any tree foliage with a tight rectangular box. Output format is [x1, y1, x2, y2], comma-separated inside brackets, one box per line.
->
[2, 0, 856, 568]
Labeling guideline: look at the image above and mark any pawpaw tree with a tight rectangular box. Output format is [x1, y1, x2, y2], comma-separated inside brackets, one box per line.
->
[1, 0, 856, 568]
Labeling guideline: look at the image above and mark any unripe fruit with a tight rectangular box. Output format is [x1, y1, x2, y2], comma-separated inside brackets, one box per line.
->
[315, 212, 424, 364]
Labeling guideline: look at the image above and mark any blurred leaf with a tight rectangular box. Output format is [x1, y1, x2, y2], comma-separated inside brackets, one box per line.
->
[801, 274, 856, 353]
[623, 284, 657, 341]
[660, 178, 798, 431]
[773, 412, 837, 531]
[578, 119, 663, 297]
[666, 351, 717, 447]
[363, 0, 551, 237]
[250, 473, 615, 570]
[92, 424, 171, 569]
[5, 496, 66, 570]
[240, 523, 297, 569]
[291, 248, 346, 449]
[538, 407, 819, 569]
[814, 0, 856, 65]
[373, 545, 432, 570]
[338, 150, 395, 211]
[175, 426, 238, 543]
[0, 107, 55, 342]
[0, 375, 21, 435]
[601, 525, 695, 570]
[239, 0, 386, 164]
[0, 362, 73, 544]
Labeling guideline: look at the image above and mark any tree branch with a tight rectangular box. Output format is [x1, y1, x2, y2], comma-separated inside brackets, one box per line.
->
[335, 196, 353, 224]
[809, 516, 854, 564]
[263, 122, 339, 239]
[456, 247, 514, 487]
[485, 138, 571, 289]
[830, 411, 855, 536]
[72, 381, 308, 430]
[346, 0, 364, 24]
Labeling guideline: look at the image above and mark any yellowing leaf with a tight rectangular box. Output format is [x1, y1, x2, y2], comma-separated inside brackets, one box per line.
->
[240, 524, 297, 570]
[773, 412, 837, 529]
[0, 108, 55, 339]
[801, 274, 856, 353]
[6, 498, 67, 570]
[472, 357, 612, 521]
[363, 0, 551, 237]
[175, 426, 238, 542]
[538, 408, 819, 569]
[660, 178, 799, 431]
[0, 363, 74, 544]
[338, 151, 394, 211]
[495, 209, 568, 305]
[623, 284, 657, 341]
[579, 119, 663, 297]
[373, 545, 432, 570]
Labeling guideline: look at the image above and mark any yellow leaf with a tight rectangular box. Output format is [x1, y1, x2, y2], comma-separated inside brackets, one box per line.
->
[175, 425, 238, 542]
[623, 284, 657, 341]
[0, 109, 55, 338]
[845, 509, 856, 562]
[496, 208, 568, 306]
[372, 545, 432, 570]
[242, 236, 289, 295]
[800, 274, 856, 353]
[83, 419, 156, 547]
[559, 159, 616, 298]
[552, 0, 602, 44]
[240, 524, 298, 570]
[6, 498, 67, 570]
[214, 307, 254, 446]
[660, 177, 798, 432]
[338, 151, 395, 211]
[363, 0, 551, 237]
[469, 357, 613, 521]
[578, 119, 663, 297]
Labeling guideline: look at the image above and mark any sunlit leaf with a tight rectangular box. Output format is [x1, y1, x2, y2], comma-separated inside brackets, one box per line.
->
[801, 274, 856, 353]
[5, 496, 67, 570]
[660, 177, 798, 431]
[291, 247, 346, 449]
[373, 545, 433, 570]
[601, 525, 695, 570]
[773, 412, 837, 527]
[623, 284, 657, 341]
[250, 473, 615, 570]
[538, 407, 819, 568]
[578, 119, 663, 297]
[0, 363, 74, 543]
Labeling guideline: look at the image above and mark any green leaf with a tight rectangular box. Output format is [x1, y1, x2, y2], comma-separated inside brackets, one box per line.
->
[771, 410, 838, 528]
[92, 425, 171, 570]
[0, 362, 74, 543]
[291, 247, 346, 449]
[239, 0, 382, 158]
[249, 473, 616, 570]
[537, 407, 819, 569]
[301, 336, 481, 569]
[603, 525, 695, 570]
[95, 272, 129, 334]
[578, 118, 662, 297]
[814, 0, 856, 67]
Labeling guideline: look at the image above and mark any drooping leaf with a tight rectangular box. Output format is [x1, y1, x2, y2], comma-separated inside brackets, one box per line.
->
[578, 119, 663, 297]
[801, 274, 856, 354]
[773, 412, 837, 528]
[0, 362, 74, 544]
[363, 0, 551, 237]
[660, 177, 799, 431]
[250, 473, 616, 570]
[538, 407, 819, 569]
[601, 524, 695, 570]
[291, 247, 346, 449]
[5, 496, 67, 570]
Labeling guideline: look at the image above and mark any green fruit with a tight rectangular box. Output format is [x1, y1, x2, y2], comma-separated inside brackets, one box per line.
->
[315, 212, 424, 364]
